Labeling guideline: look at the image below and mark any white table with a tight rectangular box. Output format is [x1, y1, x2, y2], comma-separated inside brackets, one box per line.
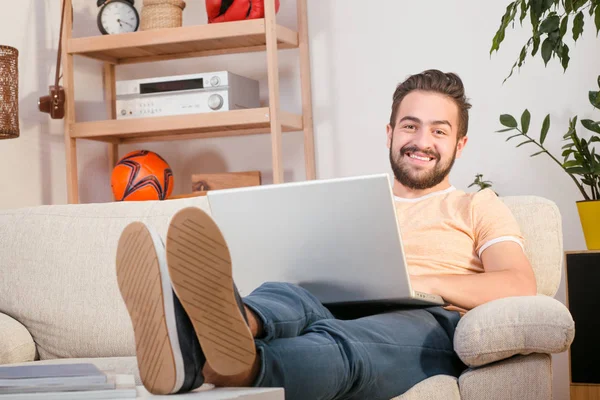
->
[136, 385, 284, 399]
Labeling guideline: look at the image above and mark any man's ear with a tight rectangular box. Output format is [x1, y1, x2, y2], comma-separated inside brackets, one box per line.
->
[455, 136, 468, 158]
[386, 124, 393, 149]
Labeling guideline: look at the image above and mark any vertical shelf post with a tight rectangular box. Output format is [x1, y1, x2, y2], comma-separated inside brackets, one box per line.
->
[103, 63, 119, 170]
[62, 0, 79, 203]
[297, 0, 316, 180]
[265, 0, 284, 184]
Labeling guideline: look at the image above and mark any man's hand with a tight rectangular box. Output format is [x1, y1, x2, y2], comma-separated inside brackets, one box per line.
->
[408, 241, 537, 311]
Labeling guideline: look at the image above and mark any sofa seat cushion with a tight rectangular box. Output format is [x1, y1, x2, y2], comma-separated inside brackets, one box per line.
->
[392, 375, 460, 400]
[459, 354, 552, 400]
[0, 312, 36, 364]
[454, 295, 574, 367]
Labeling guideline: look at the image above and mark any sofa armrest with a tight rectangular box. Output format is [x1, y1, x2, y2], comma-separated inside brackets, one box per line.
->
[453, 295, 574, 367]
[0, 312, 36, 364]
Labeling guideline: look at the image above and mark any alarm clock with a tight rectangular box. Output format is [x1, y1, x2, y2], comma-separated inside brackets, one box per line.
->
[97, 0, 140, 35]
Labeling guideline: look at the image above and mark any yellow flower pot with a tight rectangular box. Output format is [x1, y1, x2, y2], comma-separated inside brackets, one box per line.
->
[577, 200, 600, 250]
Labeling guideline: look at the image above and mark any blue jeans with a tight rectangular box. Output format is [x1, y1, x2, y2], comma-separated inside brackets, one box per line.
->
[242, 283, 466, 400]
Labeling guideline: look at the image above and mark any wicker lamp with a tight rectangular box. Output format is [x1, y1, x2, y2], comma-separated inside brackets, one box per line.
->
[0, 45, 19, 140]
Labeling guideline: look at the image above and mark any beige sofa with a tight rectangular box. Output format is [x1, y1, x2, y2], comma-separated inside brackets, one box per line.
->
[0, 195, 574, 399]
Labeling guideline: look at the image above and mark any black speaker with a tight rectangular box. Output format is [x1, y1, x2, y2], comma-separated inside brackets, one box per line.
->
[566, 251, 600, 398]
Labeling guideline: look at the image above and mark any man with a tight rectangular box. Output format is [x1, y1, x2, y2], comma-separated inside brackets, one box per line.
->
[115, 69, 537, 400]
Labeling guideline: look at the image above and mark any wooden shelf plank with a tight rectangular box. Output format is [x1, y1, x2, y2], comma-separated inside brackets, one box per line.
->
[68, 20, 298, 64]
[169, 191, 208, 200]
[69, 108, 303, 143]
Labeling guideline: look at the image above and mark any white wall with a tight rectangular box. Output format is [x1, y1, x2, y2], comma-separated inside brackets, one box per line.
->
[3, 1, 599, 398]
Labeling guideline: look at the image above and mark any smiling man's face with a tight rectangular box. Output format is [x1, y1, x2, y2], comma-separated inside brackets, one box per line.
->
[386, 90, 467, 190]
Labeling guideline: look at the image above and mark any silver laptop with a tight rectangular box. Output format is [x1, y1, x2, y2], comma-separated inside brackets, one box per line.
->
[205, 174, 444, 306]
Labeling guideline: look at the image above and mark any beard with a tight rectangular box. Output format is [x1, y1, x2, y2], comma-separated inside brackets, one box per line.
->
[389, 140, 457, 190]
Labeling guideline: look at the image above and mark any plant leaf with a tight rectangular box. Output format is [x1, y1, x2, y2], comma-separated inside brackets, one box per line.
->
[580, 138, 589, 153]
[491, 2, 515, 54]
[531, 150, 546, 157]
[582, 178, 594, 185]
[564, 129, 575, 139]
[571, 115, 578, 126]
[518, 45, 528, 68]
[500, 114, 519, 128]
[541, 114, 551, 144]
[590, 136, 600, 142]
[565, 0, 573, 14]
[573, 0, 588, 12]
[566, 166, 591, 175]
[590, 91, 600, 109]
[496, 127, 516, 132]
[582, 119, 600, 134]
[561, 43, 570, 71]
[542, 0, 554, 12]
[541, 38, 553, 65]
[531, 0, 543, 17]
[562, 149, 574, 157]
[506, 133, 523, 141]
[560, 15, 569, 38]
[517, 140, 535, 147]
[532, 35, 541, 56]
[521, 109, 531, 133]
[564, 160, 582, 168]
[520, 0, 528, 24]
[595, 4, 600, 36]
[540, 14, 560, 33]
[573, 11, 584, 42]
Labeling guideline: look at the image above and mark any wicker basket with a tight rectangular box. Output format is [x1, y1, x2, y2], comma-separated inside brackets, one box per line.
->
[0, 45, 19, 140]
[141, 0, 186, 31]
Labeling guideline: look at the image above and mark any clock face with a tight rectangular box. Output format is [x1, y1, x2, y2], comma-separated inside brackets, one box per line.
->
[99, 1, 139, 35]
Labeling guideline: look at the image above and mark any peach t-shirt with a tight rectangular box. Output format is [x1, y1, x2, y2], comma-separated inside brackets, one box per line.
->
[394, 187, 525, 310]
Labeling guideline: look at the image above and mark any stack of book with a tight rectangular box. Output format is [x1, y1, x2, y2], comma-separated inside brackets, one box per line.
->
[0, 363, 137, 399]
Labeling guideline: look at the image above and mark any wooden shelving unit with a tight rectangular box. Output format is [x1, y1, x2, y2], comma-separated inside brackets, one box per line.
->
[60, 0, 316, 204]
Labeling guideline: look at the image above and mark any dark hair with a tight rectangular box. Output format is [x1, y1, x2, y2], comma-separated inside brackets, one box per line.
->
[389, 69, 472, 139]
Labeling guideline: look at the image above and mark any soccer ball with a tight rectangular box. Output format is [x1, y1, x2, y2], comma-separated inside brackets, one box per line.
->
[111, 150, 174, 201]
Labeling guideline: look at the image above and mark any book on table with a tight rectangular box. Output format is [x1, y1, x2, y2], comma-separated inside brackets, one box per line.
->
[0, 363, 136, 399]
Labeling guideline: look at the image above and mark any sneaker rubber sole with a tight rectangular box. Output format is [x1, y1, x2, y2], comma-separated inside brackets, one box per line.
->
[166, 207, 256, 376]
[116, 222, 185, 395]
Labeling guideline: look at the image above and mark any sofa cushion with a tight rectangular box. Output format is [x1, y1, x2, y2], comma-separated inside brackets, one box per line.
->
[0, 197, 211, 360]
[459, 354, 551, 400]
[501, 196, 563, 297]
[0, 312, 36, 364]
[454, 295, 574, 367]
[392, 375, 460, 400]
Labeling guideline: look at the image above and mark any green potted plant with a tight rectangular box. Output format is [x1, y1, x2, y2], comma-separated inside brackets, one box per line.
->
[491, 0, 600, 249]
[468, 173, 499, 196]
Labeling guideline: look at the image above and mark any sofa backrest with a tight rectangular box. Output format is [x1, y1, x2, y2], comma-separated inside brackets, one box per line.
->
[0, 194, 563, 360]
[501, 196, 563, 298]
[0, 197, 211, 360]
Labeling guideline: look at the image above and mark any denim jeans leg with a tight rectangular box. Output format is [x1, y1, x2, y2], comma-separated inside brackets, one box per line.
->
[252, 307, 466, 400]
[242, 282, 335, 342]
